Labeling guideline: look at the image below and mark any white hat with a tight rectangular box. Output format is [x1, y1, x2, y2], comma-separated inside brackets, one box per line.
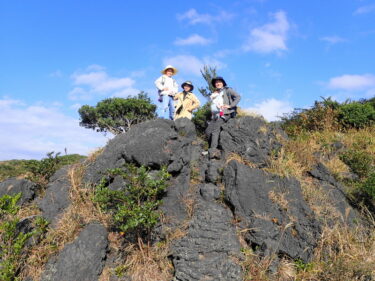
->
[161, 65, 178, 75]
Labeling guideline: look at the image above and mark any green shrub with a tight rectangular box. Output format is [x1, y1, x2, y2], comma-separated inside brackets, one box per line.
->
[0, 193, 48, 281]
[281, 97, 340, 136]
[362, 172, 375, 200]
[192, 102, 211, 137]
[338, 103, 375, 129]
[0, 193, 21, 217]
[93, 164, 170, 240]
[340, 150, 373, 179]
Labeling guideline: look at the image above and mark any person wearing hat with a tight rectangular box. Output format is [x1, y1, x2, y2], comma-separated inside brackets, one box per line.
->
[173, 81, 200, 120]
[154, 65, 179, 120]
[208, 76, 241, 149]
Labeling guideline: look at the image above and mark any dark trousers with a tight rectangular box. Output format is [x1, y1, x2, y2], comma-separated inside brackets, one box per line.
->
[209, 117, 225, 149]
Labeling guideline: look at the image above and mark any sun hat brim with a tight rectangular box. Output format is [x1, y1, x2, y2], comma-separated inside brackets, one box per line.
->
[161, 65, 178, 75]
[181, 82, 194, 91]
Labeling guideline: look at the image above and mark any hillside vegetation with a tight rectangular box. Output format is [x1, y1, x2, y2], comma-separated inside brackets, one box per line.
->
[0, 97, 374, 281]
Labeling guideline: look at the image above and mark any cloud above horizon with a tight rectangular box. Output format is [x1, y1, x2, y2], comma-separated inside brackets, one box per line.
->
[246, 98, 293, 121]
[0, 97, 110, 160]
[354, 4, 375, 15]
[243, 10, 290, 54]
[177, 8, 233, 25]
[320, 35, 347, 45]
[174, 34, 212, 46]
[69, 65, 139, 101]
[328, 74, 375, 91]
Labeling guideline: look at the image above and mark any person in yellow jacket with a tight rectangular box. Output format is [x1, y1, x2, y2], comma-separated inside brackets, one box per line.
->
[174, 81, 200, 120]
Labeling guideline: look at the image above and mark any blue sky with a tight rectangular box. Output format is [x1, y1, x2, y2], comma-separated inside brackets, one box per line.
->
[1, 0, 375, 160]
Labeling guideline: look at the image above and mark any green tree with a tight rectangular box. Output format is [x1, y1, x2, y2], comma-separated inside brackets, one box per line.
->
[78, 92, 156, 135]
[192, 66, 217, 136]
[197, 65, 217, 99]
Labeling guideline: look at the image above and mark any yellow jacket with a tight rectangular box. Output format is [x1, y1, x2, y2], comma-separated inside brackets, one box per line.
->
[174, 91, 200, 120]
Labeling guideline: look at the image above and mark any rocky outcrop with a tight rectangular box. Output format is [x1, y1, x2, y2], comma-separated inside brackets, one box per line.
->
[2, 116, 368, 281]
[171, 192, 243, 281]
[224, 160, 321, 262]
[309, 162, 361, 226]
[41, 223, 108, 281]
[219, 116, 283, 167]
[0, 178, 38, 205]
[84, 118, 196, 185]
[37, 165, 72, 225]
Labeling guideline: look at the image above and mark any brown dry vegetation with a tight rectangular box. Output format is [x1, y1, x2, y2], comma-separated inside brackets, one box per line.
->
[241, 127, 375, 281]
[20, 163, 111, 280]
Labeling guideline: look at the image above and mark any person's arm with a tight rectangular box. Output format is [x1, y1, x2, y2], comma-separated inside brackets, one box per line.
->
[226, 88, 241, 108]
[172, 79, 179, 95]
[190, 94, 200, 111]
[174, 92, 181, 100]
[154, 76, 165, 91]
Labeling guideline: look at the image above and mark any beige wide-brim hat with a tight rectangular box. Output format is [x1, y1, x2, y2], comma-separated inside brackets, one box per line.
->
[161, 65, 178, 75]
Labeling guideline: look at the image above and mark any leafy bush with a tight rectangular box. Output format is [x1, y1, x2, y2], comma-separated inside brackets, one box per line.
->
[281, 97, 340, 136]
[93, 164, 170, 240]
[0, 153, 85, 182]
[338, 102, 375, 129]
[0, 193, 48, 281]
[281, 97, 375, 136]
[362, 172, 375, 200]
[192, 102, 211, 137]
[340, 150, 373, 179]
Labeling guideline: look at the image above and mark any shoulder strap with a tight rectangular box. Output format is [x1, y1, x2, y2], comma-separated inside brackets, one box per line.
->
[161, 76, 165, 86]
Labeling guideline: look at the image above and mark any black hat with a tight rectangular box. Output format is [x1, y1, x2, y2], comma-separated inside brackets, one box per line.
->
[211, 76, 227, 88]
[181, 81, 194, 91]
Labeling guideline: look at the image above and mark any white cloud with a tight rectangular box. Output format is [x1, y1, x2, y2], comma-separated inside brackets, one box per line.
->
[328, 74, 375, 91]
[246, 98, 293, 121]
[174, 34, 212, 46]
[163, 55, 225, 76]
[354, 4, 375, 15]
[68, 87, 91, 101]
[0, 97, 110, 160]
[69, 65, 137, 100]
[243, 10, 290, 54]
[320, 36, 347, 44]
[177, 8, 233, 25]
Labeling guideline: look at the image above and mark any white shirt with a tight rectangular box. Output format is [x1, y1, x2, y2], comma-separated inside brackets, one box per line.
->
[155, 75, 178, 96]
[210, 92, 224, 112]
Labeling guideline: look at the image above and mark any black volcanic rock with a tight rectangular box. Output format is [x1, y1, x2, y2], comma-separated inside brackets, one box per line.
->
[224, 160, 321, 262]
[0, 177, 38, 205]
[41, 222, 108, 281]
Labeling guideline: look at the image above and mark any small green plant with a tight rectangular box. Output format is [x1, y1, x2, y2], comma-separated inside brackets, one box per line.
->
[93, 164, 170, 241]
[340, 149, 373, 179]
[192, 102, 212, 137]
[25, 151, 62, 185]
[0, 193, 48, 281]
[294, 258, 314, 272]
[362, 172, 375, 200]
[0, 193, 21, 217]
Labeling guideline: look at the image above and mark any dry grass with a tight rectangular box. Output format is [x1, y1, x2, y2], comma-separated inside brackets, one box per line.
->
[226, 153, 257, 168]
[323, 156, 350, 179]
[296, 222, 375, 281]
[19, 163, 111, 280]
[237, 107, 265, 120]
[16, 202, 41, 219]
[265, 147, 305, 180]
[115, 239, 174, 281]
[87, 147, 104, 163]
[268, 191, 289, 211]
